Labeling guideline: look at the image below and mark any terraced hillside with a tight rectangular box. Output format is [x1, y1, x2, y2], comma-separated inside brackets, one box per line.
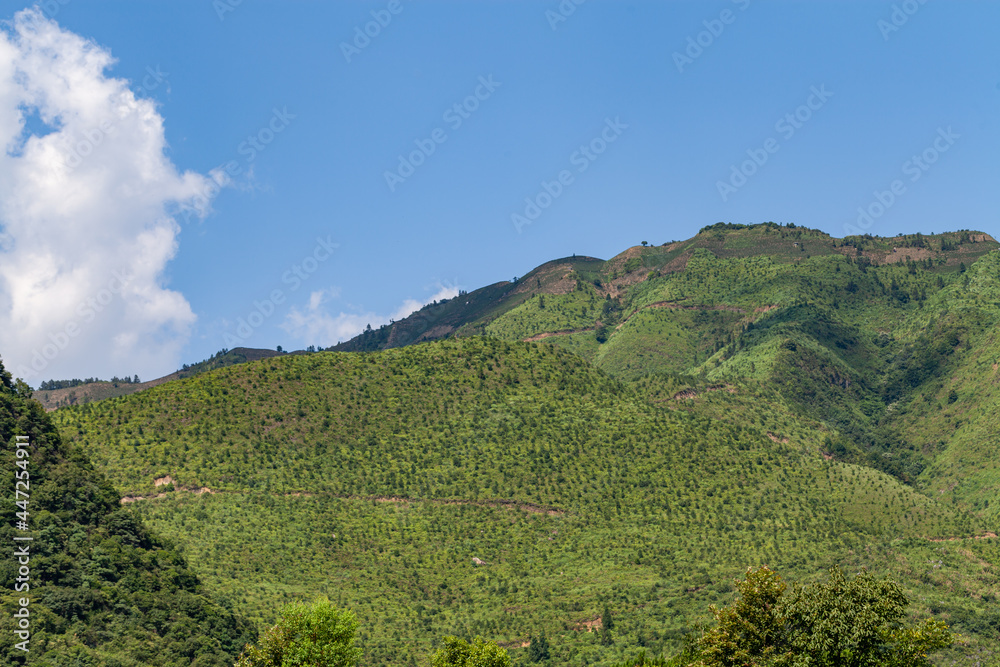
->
[54, 339, 1000, 665]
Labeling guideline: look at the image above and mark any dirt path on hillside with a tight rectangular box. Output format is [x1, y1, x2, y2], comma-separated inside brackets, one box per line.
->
[925, 532, 997, 542]
[120, 487, 565, 516]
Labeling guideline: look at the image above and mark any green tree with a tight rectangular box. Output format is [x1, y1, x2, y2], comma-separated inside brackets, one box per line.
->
[431, 636, 511, 667]
[527, 632, 550, 662]
[694, 566, 954, 667]
[235, 598, 362, 667]
[698, 566, 787, 666]
[780, 567, 953, 666]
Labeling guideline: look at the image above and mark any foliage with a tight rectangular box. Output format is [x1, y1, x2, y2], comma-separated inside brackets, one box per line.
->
[527, 632, 550, 662]
[694, 566, 954, 666]
[430, 636, 511, 667]
[51, 335, 998, 665]
[235, 598, 362, 667]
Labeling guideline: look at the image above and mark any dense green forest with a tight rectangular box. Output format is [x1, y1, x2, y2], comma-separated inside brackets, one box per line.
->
[26, 224, 1000, 664]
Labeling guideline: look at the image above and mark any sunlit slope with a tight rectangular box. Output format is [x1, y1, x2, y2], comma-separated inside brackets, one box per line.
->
[53, 338, 991, 664]
[332, 225, 997, 359]
[56, 338, 966, 539]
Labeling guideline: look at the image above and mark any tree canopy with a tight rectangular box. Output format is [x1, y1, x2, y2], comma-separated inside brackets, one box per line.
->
[235, 598, 362, 667]
[695, 566, 954, 666]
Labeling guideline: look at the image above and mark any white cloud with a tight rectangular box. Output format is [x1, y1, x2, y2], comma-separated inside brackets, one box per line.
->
[280, 284, 460, 346]
[0, 9, 217, 383]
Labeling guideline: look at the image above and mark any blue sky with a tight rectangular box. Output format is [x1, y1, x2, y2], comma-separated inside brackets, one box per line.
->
[0, 0, 997, 382]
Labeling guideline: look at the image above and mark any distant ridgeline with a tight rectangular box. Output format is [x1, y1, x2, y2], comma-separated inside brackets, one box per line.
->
[331, 224, 996, 357]
[0, 358, 255, 665]
[38, 375, 140, 391]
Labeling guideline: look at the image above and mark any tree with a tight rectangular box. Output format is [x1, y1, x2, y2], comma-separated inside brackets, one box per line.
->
[698, 566, 787, 666]
[527, 632, 550, 662]
[693, 566, 954, 667]
[235, 598, 362, 667]
[780, 567, 949, 666]
[602, 603, 614, 630]
[431, 636, 511, 667]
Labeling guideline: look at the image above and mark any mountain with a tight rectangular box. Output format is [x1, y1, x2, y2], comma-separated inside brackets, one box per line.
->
[332, 225, 995, 359]
[0, 360, 255, 666]
[43, 223, 1000, 665]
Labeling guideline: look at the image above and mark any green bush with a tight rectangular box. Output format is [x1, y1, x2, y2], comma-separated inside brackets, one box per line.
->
[235, 598, 362, 667]
[430, 636, 511, 667]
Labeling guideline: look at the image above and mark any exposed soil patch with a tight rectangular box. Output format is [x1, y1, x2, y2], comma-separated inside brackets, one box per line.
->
[511, 263, 579, 296]
[120, 482, 217, 503]
[668, 384, 737, 401]
[767, 432, 790, 444]
[121, 493, 167, 504]
[416, 324, 456, 342]
[574, 617, 602, 633]
[522, 327, 595, 342]
[879, 247, 935, 265]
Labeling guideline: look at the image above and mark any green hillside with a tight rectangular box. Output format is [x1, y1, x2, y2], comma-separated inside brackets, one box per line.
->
[333, 225, 997, 360]
[39, 223, 1000, 665]
[53, 338, 1000, 665]
[0, 361, 254, 665]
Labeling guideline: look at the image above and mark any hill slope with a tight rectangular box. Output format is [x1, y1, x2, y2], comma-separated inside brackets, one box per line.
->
[54, 339, 1000, 665]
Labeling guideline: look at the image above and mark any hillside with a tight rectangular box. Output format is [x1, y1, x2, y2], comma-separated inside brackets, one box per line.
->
[39, 223, 1000, 665]
[337, 225, 1000, 489]
[0, 360, 255, 665]
[333, 225, 997, 358]
[54, 337, 1000, 665]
